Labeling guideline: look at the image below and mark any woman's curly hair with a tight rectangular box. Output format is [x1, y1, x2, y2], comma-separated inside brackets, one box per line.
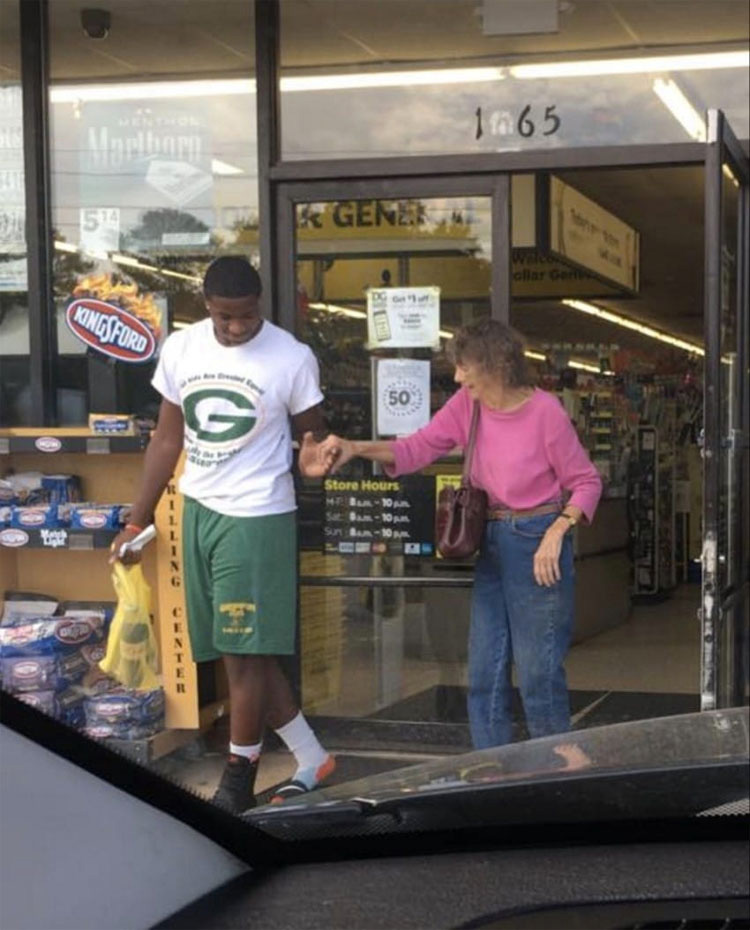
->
[448, 318, 532, 388]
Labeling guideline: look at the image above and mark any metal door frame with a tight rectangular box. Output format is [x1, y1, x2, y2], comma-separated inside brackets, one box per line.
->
[702, 110, 750, 710]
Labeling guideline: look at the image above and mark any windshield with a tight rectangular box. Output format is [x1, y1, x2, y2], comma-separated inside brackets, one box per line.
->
[1, 0, 749, 871]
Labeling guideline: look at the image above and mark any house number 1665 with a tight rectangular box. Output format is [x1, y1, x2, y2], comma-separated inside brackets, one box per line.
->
[474, 105, 561, 140]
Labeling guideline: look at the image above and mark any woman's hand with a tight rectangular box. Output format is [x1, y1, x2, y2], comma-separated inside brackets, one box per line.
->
[318, 434, 357, 474]
[532, 522, 566, 586]
[298, 432, 340, 477]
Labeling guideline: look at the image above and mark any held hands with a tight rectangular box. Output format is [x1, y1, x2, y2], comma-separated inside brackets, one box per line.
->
[298, 432, 356, 477]
[532, 521, 567, 587]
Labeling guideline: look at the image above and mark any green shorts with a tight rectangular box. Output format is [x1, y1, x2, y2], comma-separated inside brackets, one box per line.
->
[182, 498, 297, 661]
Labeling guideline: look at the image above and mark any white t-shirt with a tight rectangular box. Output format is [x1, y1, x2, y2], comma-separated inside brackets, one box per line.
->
[151, 318, 323, 517]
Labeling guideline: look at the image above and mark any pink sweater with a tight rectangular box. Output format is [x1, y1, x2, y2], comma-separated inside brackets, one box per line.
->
[387, 387, 602, 523]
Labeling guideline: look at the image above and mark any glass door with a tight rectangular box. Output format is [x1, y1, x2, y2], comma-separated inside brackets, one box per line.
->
[702, 110, 750, 710]
[276, 180, 506, 742]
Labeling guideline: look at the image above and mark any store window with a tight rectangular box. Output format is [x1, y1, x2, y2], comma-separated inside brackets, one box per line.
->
[0, 0, 31, 425]
[48, 0, 258, 424]
[280, 0, 749, 159]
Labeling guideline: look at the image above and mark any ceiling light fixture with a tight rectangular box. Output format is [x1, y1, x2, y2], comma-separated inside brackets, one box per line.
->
[722, 163, 741, 188]
[308, 301, 367, 319]
[50, 78, 256, 103]
[652, 78, 706, 141]
[568, 359, 613, 375]
[511, 49, 748, 79]
[562, 299, 704, 356]
[211, 158, 244, 176]
[48, 50, 747, 102]
[281, 67, 505, 92]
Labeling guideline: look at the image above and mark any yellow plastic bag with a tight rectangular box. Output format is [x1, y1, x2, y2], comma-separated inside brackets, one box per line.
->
[99, 562, 159, 691]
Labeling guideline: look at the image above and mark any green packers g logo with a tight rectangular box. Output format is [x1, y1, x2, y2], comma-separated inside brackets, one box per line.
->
[182, 382, 262, 458]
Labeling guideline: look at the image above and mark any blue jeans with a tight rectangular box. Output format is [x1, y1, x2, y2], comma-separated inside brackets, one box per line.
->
[468, 512, 575, 749]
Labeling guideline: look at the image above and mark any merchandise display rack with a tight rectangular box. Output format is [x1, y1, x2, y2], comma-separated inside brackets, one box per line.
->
[0, 427, 226, 764]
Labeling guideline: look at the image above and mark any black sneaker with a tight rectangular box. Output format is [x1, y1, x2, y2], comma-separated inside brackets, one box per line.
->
[212, 755, 259, 814]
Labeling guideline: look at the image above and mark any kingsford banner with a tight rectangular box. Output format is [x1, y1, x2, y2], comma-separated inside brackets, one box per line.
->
[64, 272, 165, 364]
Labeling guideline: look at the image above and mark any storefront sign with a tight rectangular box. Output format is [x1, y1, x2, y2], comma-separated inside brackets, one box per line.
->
[548, 176, 640, 293]
[79, 101, 214, 252]
[80, 207, 121, 254]
[324, 475, 436, 556]
[512, 251, 626, 298]
[64, 272, 164, 362]
[367, 286, 440, 349]
[154, 467, 199, 729]
[66, 298, 157, 363]
[376, 358, 431, 436]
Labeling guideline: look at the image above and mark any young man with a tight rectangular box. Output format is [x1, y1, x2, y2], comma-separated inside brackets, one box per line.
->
[111, 255, 335, 814]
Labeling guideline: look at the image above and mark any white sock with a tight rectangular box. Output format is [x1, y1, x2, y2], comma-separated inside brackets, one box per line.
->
[229, 741, 261, 762]
[274, 712, 328, 771]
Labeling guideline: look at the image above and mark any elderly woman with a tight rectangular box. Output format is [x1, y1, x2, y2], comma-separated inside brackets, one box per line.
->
[316, 318, 602, 749]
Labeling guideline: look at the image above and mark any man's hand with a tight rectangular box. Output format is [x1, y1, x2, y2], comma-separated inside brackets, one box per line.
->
[532, 522, 566, 586]
[298, 432, 340, 477]
[318, 434, 357, 474]
[109, 526, 143, 565]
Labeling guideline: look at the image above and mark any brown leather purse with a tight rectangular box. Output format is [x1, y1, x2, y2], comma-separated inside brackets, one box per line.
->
[435, 401, 488, 559]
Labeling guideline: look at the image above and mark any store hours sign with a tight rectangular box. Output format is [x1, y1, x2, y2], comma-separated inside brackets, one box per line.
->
[376, 359, 430, 436]
[324, 475, 436, 557]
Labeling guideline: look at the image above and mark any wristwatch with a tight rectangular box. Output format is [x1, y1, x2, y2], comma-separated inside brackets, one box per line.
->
[559, 511, 578, 530]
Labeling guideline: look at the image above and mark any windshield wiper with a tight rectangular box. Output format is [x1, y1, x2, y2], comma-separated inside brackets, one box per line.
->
[245, 759, 749, 842]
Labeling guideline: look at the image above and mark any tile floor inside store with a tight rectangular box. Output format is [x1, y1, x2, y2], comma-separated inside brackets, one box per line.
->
[154, 585, 702, 804]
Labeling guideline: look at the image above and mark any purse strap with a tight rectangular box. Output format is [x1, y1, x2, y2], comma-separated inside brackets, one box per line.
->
[461, 401, 480, 486]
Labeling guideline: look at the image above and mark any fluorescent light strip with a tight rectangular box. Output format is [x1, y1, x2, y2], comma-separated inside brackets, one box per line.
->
[562, 299, 704, 356]
[511, 50, 748, 79]
[308, 301, 367, 319]
[569, 359, 612, 375]
[653, 78, 706, 141]
[523, 349, 613, 375]
[53, 240, 203, 283]
[723, 163, 741, 188]
[211, 158, 244, 176]
[53, 240, 78, 253]
[50, 78, 255, 103]
[281, 67, 504, 92]
[48, 50, 748, 102]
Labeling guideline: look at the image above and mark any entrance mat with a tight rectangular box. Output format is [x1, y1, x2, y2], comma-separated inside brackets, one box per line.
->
[370, 686, 602, 725]
[369, 685, 700, 731]
[576, 690, 700, 728]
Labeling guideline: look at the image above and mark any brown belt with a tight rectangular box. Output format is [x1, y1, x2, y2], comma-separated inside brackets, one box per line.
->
[487, 503, 562, 521]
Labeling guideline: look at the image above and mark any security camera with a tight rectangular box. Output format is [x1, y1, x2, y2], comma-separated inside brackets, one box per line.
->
[81, 8, 111, 40]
